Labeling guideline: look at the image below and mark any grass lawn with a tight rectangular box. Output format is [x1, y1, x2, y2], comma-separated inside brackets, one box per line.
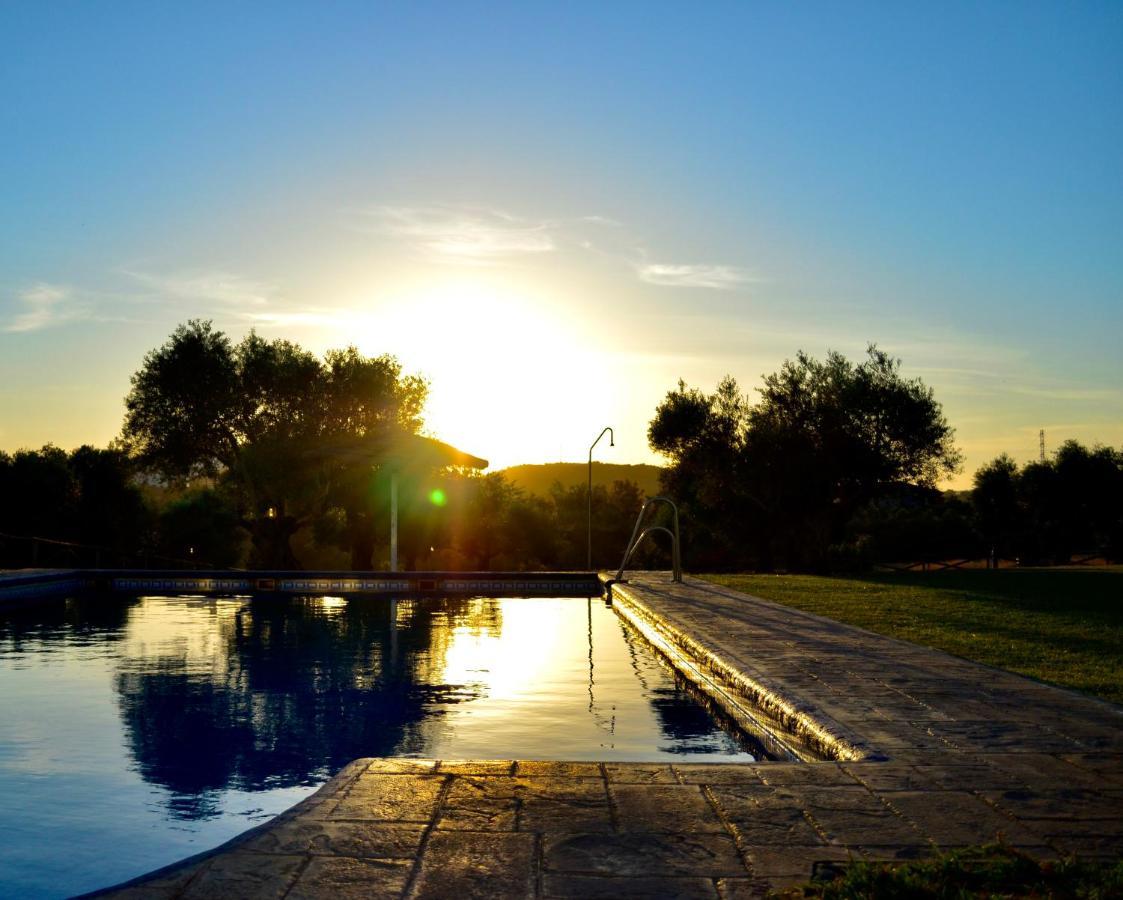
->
[775, 843, 1123, 898]
[701, 568, 1123, 705]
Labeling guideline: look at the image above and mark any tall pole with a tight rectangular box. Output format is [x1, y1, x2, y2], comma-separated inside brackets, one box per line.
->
[587, 427, 614, 570]
[390, 471, 399, 571]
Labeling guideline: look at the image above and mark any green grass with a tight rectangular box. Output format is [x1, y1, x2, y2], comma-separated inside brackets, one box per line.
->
[773, 843, 1123, 898]
[702, 569, 1123, 705]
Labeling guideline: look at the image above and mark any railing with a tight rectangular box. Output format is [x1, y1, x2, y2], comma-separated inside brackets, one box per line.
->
[876, 552, 1112, 572]
[0, 531, 214, 570]
[613, 496, 682, 583]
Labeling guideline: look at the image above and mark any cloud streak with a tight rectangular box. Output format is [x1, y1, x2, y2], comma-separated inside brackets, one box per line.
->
[635, 262, 755, 290]
[240, 307, 347, 328]
[358, 206, 556, 264]
[123, 269, 275, 307]
[357, 204, 757, 289]
[3, 283, 85, 333]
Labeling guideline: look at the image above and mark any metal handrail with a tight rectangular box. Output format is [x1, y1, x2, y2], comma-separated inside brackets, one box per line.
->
[613, 496, 682, 583]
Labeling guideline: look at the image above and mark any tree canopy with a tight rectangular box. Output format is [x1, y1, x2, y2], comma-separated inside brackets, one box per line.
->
[121, 320, 428, 567]
[974, 441, 1123, 564]
[649, 345, 962, 569]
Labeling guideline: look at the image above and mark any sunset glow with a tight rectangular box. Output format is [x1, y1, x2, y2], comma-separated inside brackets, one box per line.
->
[1, 5, 1120, 485]
[347, 281, 612, 467]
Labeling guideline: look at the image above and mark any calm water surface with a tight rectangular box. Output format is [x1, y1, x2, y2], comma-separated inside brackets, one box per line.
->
[0, 594, 765, 897]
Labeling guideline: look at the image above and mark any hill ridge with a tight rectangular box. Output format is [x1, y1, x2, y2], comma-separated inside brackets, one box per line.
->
[498, 462, 663, 498]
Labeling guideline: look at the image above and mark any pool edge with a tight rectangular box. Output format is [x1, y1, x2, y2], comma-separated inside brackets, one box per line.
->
[604, 576, 876, 763]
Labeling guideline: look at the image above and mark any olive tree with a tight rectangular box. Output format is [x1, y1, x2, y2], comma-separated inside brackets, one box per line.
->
[121, 320, 427, 568]
[649, 345, 961, 569]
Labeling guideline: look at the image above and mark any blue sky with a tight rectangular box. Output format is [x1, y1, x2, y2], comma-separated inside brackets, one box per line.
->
[2, 2, 1121, 482]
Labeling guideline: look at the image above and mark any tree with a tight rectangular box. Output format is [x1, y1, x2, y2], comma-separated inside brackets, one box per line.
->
[1053, 441, 1123, 558]
[549, 479, 647, 569]
[157, 487, 246, 568]
[317, 347, 428, 569]
[0, 445, 152, 567]
[973, 454, 1020, 557]
[121, 321, 427, 568]
[973, 441, 1123, 564]
[648, 346, 961, 570]
[458, 474, 521, 569]
[648, 377, 754, 569]
[848, 486, 980, 567]
[749, 346, 960, 498]
[69, 445, 153, 556]
[123, 321, 242, 479]
[0, 445, 77, 542]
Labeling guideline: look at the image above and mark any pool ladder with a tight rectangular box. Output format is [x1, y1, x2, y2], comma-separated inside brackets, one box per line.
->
[612, 496, 682, 584]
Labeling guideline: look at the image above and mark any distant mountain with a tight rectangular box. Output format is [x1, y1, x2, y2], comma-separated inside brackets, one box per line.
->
[499, 462, 664, 498]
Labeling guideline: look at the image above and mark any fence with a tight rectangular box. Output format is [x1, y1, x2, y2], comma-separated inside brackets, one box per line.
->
[876, 552, 1111, 573]
[0, 531, 215, 571]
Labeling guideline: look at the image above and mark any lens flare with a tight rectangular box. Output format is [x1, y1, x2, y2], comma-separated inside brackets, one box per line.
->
[429, 488, 447, 507]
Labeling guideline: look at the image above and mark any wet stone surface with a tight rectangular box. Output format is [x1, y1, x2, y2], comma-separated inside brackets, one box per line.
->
[99, 575, 1123, 897]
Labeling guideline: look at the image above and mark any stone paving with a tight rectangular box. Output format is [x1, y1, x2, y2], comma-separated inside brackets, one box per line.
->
[96, 573, 1123, 898]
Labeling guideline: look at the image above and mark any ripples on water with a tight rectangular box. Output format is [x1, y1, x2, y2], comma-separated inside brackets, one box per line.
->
[0, 594, 766, 897]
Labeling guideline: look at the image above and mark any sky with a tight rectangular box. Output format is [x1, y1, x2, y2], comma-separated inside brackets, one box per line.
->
[2, 2, 1121, 486]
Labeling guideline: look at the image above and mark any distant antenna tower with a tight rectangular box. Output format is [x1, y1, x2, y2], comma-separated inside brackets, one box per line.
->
[1039, 429, 1046, 463]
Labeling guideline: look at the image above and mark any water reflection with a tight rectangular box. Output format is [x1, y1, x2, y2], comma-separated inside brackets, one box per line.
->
[2, 593, 770, 897]
[0, 593, 138, 650]
[615, 611, 757, 755]
[5, 593, 767, 826]
[113, 595, 503, 817]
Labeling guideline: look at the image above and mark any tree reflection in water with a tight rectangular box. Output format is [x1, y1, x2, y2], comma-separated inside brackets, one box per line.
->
[613, 609, 763, 756]
[0, 593, 138, 648]
[1, 592, 770, 899]
[90, 593, 770, 821]
[113, 595, 501, 819]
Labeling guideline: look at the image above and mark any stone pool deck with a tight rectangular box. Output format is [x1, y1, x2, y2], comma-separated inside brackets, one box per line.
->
[97, 573, 1123, 898]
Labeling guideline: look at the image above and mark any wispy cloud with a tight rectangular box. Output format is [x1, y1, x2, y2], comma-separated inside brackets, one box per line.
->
[352, 203, 759, 289]
[357, 206, 556, 264]
[240, 307, 347, 328]
[580, 215, 623, 228]
[1005, 384, 1123, 402]
[910, 361, 1123, 404]
[635, 262, 755, 290]
[3, 283, 86, 333]
[122, 269, 275, 307]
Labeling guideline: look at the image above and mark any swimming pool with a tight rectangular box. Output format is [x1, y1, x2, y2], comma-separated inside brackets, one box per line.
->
[0, 593, 780, 897]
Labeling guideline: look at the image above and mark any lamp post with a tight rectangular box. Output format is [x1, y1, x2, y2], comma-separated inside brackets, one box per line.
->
[389, 470, 398, 571]
[587, 427, 614, 570]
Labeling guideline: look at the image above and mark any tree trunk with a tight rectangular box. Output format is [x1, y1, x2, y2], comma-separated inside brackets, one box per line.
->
[348, 509, 375, 571]
[249, 516, 301, 569]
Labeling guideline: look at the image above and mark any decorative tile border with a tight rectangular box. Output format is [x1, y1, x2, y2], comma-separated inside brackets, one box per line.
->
[1, 569, 601, 601]
[277, 579, 411, 592]
[112, 577, 254, 593]
[441, 580, 581, 593]
[112, 577, 593, 594]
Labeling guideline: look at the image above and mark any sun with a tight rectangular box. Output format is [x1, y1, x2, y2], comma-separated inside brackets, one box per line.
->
[350, 280, 608, 468]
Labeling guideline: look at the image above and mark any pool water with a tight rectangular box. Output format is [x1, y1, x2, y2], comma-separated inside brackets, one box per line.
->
[0, 594, 770, 897]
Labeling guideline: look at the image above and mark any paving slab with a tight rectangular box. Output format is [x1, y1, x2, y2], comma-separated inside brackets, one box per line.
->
[94, 574, 1123, 897]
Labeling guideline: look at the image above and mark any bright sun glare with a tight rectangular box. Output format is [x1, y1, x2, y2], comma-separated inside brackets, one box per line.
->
[351, 282, 610, 468]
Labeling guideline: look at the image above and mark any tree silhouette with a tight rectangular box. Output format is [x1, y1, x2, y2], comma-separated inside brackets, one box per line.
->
[121, 321, 427, 568]
[112, 596, 502, 817]
[0, 445, 152, 566]
[650, 346, 961, 570]
[973, 441, 1123, 564]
